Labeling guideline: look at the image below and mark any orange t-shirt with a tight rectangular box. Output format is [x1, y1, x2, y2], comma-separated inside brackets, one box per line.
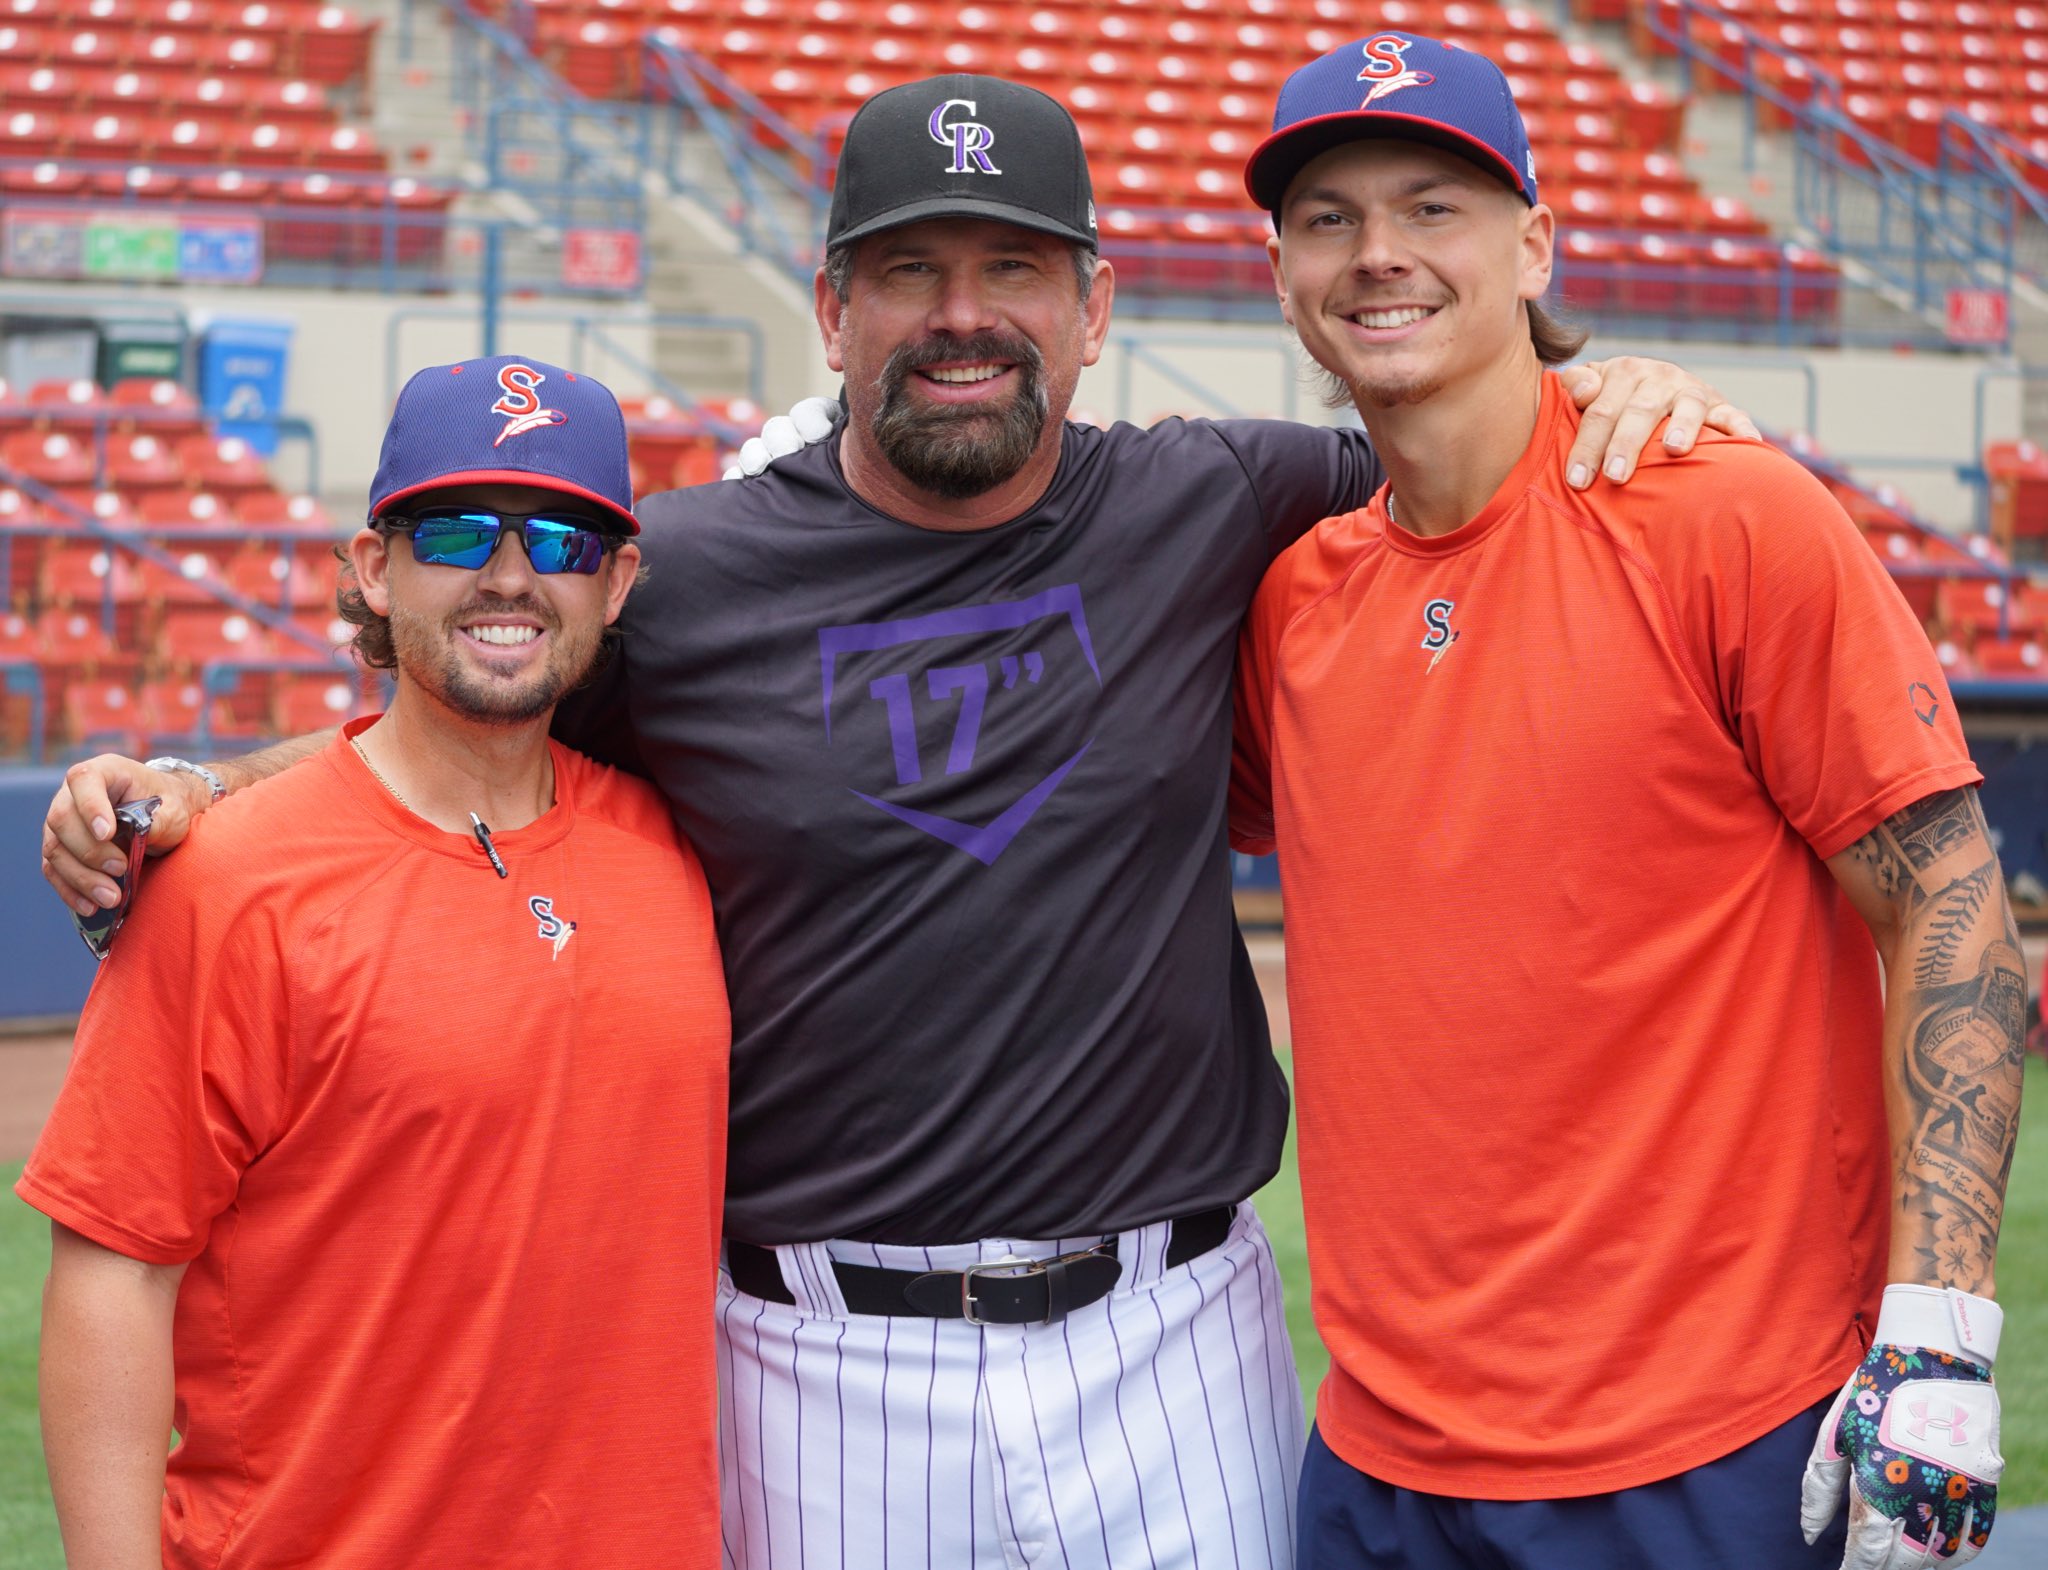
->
[1231, 372, 1981, 1499]
[19, 722, 729, 1567]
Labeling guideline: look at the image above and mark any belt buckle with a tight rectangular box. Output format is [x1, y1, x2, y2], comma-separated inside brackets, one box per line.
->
[960, 1254, 1048, 1326]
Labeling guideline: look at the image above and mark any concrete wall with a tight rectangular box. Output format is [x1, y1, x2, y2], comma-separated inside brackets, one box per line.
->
[3, 276, 2027, 531]
[1074, 318, 2025, 534]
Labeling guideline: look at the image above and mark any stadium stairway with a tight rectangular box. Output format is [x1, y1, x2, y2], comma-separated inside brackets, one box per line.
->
[398, 0, 825, 408]
[1581, 11, 2000, 344]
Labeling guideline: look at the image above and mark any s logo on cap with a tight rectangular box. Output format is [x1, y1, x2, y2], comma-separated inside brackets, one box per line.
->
[491, 364, 566, 448]
[929, 98, 1001, 176]
[1358, 35, 1435, 106]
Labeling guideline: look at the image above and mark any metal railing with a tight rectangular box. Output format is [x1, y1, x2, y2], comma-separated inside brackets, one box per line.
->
[381, 304, 767, 433]
[449, 0, 648, 241]
[1644, 0, 2017, 336]
[638, 37, 828, 282]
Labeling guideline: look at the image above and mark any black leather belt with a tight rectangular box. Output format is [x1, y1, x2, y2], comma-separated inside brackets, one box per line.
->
[726, 1204, 1236, 1326]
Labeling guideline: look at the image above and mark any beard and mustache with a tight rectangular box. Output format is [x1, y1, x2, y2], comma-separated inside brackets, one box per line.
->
[387, 592, 601, 727]
[864, 328, 1053, 500]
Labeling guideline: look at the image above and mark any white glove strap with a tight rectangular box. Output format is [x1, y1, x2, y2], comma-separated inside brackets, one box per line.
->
[1873, 1283, 2002, 1369]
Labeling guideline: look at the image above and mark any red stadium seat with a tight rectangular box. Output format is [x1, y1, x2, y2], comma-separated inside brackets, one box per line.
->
[175, 437, 273, 495]
[38, 606, 125, 678]
[159, 605, 281, 674]
[108, 376, 201, 433]
[2, 62, 79, 104]
[276, 669, 368, 731]
[41, 543, 145, 613]
[104, 433, 186, 492]
[0, 109, 63, 160]
[136, 488, 234, 529]
[63, 109, 149, 161]
[152, 116, 227, 163]
[197, 34, 280, 74]
[0, 25, 50, 66]
[1, 430, 96, 488]
[65, 677, 147, 754]
[1974, 636, 2046, 678]
[226, 546, 330, 607]
[0, 161, 90, 197]
[233, 490, 332, 530]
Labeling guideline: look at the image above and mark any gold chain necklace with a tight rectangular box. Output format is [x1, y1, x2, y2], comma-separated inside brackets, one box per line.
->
[350, 734, 409, 810]
[349, 731, 514, 879]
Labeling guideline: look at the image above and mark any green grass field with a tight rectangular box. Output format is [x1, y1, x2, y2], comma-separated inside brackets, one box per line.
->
[0, 1057, 2041, 1563]
[1252, 1054, 2048, 1508]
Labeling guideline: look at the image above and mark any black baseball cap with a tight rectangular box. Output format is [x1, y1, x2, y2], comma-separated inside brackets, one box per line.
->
[827, 75, 1098, 252]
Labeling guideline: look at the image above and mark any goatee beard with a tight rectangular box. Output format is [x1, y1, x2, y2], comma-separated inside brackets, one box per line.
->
[869, 330, 1050, 500]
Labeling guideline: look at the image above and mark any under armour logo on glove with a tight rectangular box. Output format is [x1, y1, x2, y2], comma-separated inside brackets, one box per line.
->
[1801, 1285, 2004, 1567]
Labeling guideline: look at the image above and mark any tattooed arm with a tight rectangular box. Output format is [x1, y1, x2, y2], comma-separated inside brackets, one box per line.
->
[1826, 786, 2028, 1296]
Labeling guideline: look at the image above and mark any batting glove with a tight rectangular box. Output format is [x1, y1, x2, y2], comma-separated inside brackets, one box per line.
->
[722, 395, 842, 479]
[1800, 1285, 2004, 1568]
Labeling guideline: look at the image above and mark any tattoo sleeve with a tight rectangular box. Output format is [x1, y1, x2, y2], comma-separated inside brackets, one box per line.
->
[1836, 788, 2027, 1295]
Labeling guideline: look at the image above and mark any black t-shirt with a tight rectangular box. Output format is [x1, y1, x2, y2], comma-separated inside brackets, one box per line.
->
[554, 416, 1383, 1244]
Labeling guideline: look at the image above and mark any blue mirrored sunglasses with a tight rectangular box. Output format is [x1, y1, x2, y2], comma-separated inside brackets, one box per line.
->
[379, 508, 620, 575]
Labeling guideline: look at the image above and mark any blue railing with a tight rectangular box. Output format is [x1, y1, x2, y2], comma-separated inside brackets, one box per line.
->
[0, 159, 644, 300]
[380, 303, 767, 435]
[1644, 0, 2016, 338]
[638, 36, 828, 281]
[1935, 117, 2048, 290]
[448, 0, 649, 240]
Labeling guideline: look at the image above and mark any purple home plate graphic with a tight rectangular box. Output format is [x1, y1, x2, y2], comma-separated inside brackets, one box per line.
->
[817, 584, 1102, 864]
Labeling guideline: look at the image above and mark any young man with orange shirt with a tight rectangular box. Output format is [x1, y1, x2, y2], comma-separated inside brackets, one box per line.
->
[17, 357, 730, 1569]
[1232, 35, 2025, 1570]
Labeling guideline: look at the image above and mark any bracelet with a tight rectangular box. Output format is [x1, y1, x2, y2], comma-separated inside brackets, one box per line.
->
[143, 757, 227, 804]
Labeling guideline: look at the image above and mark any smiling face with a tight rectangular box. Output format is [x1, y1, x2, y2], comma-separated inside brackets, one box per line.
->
[817, 216, 1112, 501]
[1267, 137, 1553, 411]
[352, 482, 639, 727]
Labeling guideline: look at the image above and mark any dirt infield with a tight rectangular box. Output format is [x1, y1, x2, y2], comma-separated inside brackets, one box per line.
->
[0, 1034, 71, 1165]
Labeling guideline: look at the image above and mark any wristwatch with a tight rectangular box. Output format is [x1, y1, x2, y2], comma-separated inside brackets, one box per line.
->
[144, 756, 227, 803]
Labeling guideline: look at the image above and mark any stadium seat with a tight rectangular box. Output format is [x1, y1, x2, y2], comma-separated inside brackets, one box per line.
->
[104, 433, 186, 493]
[233, 490, 332, 530]
[1973, 636, 2046, 678]
[65, 676, 147, 754]
[108, 378, 204, 435]
[136, 489, 234, 530]
[37, 606, 125, 678]
[1, 430, 97, 489]
[276, 669, 368, 731]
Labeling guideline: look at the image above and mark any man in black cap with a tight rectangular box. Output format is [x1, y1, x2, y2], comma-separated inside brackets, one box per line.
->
[42, 75, 1751, 1569]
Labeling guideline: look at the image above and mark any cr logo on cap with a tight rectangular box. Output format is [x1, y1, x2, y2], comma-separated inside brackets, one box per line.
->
[929, 98, 1001, 176]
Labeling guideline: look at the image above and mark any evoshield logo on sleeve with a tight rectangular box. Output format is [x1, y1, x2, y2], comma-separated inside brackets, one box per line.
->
[929, 99, 1001, 175]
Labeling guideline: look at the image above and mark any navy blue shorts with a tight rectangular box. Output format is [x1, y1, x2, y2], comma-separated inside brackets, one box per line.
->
[1297, 1395, 1852, 1570]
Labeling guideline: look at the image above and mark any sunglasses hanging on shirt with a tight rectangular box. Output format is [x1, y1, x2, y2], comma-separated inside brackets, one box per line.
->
[73, 796, 163, 960]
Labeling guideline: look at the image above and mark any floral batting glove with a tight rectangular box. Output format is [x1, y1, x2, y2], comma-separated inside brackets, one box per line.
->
[1800, 1285, 2004, 1569]
[721, 396, 842, 479]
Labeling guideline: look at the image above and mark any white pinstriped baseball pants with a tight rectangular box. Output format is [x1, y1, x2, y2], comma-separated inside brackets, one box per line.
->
[716, 1203, 1304, 1569]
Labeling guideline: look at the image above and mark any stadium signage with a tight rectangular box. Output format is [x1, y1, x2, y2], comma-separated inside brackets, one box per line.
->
[1, 205, 262, 286]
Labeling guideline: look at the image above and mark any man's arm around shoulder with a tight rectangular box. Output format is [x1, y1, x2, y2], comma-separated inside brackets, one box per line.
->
[39, 1221, 187, 1570]
[42, 731, 333, 918]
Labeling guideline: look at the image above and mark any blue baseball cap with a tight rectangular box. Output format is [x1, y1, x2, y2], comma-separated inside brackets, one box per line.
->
[1245, 32, 1537, 215]
[368, 354, 638, 535]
